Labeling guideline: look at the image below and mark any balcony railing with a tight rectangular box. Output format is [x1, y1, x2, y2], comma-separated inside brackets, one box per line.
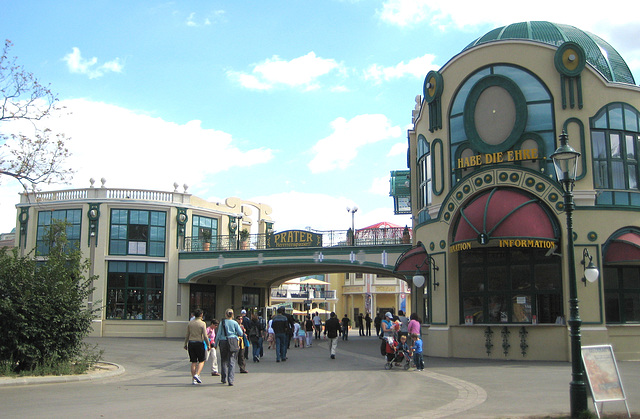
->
[183, 227, 411, 252]
[271, 289, 337, 299]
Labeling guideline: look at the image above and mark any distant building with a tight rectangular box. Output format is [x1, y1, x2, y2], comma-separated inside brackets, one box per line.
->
[14, 180, 273, 337]
[0, 228, 16, 248]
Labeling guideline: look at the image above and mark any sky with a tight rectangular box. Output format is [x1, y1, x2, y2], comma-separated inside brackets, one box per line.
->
[1, 1, 639, 235]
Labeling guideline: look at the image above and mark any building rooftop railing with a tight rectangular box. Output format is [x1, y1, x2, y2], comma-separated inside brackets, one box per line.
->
[19, 183, 191, 205]
[183, 227, 411, 252]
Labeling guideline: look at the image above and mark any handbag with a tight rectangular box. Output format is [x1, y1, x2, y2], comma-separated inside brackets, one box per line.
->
[222, 320, 240, 352]
[228, 337, 240, 352]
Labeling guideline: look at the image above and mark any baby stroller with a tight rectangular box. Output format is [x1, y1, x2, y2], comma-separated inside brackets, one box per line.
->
[383, 336, 411, 370]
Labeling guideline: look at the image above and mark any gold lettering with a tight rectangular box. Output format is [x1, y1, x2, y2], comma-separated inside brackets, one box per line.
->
[522, 149, 531, 160]
[507, 150, 514, 161]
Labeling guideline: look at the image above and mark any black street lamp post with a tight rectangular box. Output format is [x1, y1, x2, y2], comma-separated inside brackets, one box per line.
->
[550, 131, 588, 417]
[347, 206, 358, 245]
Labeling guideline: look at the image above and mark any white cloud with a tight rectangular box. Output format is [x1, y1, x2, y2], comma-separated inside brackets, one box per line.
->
[388, 141, 407, 157]
[1, 99, 274, 194]
[63, 48, 123, 79]
[228, 52, 343, 91]
[308, 114, 402, 173]
[364, 53, 438, 84]
[370, 176, 391, 196]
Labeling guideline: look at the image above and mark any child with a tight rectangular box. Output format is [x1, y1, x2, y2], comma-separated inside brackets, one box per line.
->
[297, 321, 306, 348]
[396, 334, 410, 365]
[410, 333, 424, 371]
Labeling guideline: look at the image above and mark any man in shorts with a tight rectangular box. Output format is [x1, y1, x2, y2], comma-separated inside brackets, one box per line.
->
[184, 308, 208, 384]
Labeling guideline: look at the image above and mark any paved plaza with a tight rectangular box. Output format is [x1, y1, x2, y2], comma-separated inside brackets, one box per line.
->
[1, 334, 638, 418]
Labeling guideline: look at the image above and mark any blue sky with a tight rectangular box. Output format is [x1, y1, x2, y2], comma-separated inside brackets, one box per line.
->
[2, 1, 639, 234]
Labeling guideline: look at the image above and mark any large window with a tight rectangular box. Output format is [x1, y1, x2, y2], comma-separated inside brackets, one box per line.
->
[191, 215, 218, 251]
[604, 265, 640, 323]
[106, 261, 164, 320]
[591, 104, 640, 205]
[417, 135, 432, 212]
[109, 209, 166, 256]
[36, 209, 82, 255]
[460, 247, 563, 324]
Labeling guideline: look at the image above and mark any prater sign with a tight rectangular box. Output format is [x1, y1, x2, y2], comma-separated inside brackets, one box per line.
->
[267, 230, 323, 248]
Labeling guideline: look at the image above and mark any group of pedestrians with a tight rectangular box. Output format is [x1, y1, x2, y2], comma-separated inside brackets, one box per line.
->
[184, 308, 267, 386]
[379, 310, 425, 371]
[185, 308, 425, 386]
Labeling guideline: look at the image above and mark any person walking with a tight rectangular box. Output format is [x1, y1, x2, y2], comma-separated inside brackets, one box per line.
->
[184, 309, 208, 385]
[215, 308, 244, 386]
[304, 314, 314, 347]
[235, 315, 249, 374]
[248, 314, 262, 362]
[313, 312, 322, 339]
[271, 306, 289, 362]
[365, 313, 372, 336]
[206, 319, 220, 377]
[374, 313, 382, 338]
[357, 313, 365, 336]
[324, 312, 341, 359]
[341, 314, 350, 341]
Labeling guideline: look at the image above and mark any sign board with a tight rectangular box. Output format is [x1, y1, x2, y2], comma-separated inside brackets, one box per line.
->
[580, 345, 630, 418]
[266, 230, 322, 249]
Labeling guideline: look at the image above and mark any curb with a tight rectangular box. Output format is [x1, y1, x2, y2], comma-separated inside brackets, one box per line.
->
[0, 362, 125, 387]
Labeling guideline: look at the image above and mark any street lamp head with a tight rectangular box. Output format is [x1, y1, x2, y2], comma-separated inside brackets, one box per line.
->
[347, 206, 358, 214]
[551, 131, 580, 184]
[581, 248, 599, 285]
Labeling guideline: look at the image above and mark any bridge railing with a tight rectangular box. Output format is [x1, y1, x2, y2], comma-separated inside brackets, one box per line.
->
[182, 227, 410, 252]
[271, 289, 337, 299]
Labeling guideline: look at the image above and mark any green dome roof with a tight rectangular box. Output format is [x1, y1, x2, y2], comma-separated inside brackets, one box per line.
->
[462, 21, 635, 85]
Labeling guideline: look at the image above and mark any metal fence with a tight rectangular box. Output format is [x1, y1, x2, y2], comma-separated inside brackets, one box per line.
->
[182, 227, 410, 252]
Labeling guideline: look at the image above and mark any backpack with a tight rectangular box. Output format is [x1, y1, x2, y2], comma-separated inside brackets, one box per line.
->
[248, 323, 259, 339]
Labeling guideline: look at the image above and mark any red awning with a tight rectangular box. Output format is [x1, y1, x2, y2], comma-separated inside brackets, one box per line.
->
[605, 232, 640, 263]
[393, 242, 429, 274]
[453, 188, 558, 244]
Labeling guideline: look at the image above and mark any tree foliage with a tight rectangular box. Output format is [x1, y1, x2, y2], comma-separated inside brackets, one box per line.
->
[0, 221, 98, 372]
[0, 39, 73, 188]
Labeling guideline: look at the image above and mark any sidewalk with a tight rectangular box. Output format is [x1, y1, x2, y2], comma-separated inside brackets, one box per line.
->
[0, 334, 638, 418]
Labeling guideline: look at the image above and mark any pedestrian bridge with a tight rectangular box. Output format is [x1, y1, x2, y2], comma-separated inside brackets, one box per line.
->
[178, 228, 413, 287]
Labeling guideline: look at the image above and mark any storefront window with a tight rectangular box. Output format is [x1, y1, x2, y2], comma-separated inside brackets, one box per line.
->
[106, 261, 164, 320]
[459, 247, 562, 324]
[604, 265, 640, 323]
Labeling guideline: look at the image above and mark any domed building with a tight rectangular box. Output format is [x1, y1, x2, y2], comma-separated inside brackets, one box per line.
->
[392, 21, 640, 360]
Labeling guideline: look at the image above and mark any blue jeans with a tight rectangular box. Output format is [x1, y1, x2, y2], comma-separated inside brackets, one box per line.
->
[219, 340, 238, 384]
[275, 333, 287, 361]
[413, 352, 424, 369]
[252, 338, 261, 360]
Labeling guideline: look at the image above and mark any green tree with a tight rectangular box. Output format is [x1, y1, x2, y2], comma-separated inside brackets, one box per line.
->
[0, 221, 98, 373]
[1, 39, 73, 189]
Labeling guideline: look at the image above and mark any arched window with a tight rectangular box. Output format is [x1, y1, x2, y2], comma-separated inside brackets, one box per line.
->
[417, 135, 431, 213]
[591, 103, 640, 206]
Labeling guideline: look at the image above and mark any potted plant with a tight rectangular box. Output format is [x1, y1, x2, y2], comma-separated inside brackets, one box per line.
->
[201, 229, 211, 251]
[239, 228, 250, 249]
